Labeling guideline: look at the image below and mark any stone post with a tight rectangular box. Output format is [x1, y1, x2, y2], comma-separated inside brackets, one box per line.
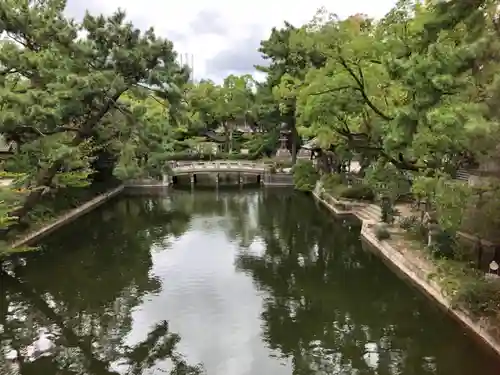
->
[190, 173, 195, 189]
[215, 173, 219, 189]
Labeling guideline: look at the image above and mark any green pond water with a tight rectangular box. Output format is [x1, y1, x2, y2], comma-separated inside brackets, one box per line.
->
[1, 189, 499, 374]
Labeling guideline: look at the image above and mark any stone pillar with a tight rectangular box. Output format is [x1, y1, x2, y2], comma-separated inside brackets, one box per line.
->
[215, 173, 219, 188]
[190, 173, 195, 189]
[239, 173, 243, 186]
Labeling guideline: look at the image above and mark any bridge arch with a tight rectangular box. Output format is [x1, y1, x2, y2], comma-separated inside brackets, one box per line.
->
[167, 160, 271, 187]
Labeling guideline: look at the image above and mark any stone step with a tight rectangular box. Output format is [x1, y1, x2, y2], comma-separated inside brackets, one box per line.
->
[356, 204, 380, 216]
[354, 206, 380, 224]
[363, 204, 381, 216]
[356, 211, 378, 224]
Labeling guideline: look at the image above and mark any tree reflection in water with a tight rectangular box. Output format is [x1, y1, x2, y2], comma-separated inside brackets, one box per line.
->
[235, 189, 499, 375]
[0, 197, 203, 375]
[0, 190, 498, 375]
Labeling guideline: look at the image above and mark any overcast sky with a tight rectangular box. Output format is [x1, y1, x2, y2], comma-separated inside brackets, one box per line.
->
[65, 0, 397, 83]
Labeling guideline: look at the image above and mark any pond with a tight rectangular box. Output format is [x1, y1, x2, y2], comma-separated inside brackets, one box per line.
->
[1, 189, 499, 374]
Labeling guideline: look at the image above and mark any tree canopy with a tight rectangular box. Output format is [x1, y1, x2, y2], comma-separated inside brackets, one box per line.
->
[1, 0, 500, 245]
[0, 0, 265, 241]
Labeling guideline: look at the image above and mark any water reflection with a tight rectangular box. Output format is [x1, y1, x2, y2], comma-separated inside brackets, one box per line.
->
[0, 198, 201, 374]
[0, 190, 499, 375]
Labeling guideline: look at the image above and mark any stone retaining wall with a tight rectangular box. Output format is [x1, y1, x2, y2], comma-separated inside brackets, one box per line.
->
[312, 183, 500, 359]
[11, 185, 124, 248]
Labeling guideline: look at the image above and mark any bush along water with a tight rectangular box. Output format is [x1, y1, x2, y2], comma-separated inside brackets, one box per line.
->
[398, 212, 500, 326]
[292, 161, 319, 192]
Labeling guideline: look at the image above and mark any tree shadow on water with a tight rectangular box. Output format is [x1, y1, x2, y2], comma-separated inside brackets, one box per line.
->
[0, 196, 203, 375]
[0, 271, 204, 375]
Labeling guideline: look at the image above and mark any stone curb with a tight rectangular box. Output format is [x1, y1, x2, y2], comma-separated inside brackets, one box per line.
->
[312, 187, 500, 358]
[10, 185, 124, 248]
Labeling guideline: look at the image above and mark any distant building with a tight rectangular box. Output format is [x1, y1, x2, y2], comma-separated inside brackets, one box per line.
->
[0, 134, 16, 158]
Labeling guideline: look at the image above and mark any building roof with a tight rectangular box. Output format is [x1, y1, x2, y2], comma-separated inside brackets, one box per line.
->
[0, 135, 15, 153]
[302, 137, 319, 150]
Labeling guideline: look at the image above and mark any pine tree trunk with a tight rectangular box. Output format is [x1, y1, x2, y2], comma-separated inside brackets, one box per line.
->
[6, 90, 126, 230]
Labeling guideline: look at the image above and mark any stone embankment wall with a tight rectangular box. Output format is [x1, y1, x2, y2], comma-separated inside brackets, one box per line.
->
[312, 181, 500, 358]
[11, 185, 124, 248]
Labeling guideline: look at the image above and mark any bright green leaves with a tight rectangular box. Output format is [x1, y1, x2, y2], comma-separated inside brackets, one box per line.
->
[292, 160, 319, 192]
[220, 74, 256, 123]
[364, 160, 412, 202]
[412, 175, 472, 233]
[280, 1, 500, 175]
[0, 0, 183, 226]
[187, 75, 256, 144]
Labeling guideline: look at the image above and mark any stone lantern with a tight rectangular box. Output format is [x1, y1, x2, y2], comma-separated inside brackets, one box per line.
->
[275, 123, 291, 158]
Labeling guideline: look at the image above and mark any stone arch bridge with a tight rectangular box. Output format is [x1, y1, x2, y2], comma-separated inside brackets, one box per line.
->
[166, 160, 271, 186]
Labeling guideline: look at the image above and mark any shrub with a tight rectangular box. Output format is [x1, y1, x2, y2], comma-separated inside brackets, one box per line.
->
[454, 278, 500, 317]
[380, 196, 397, 224]
[407, 221, 428, 243]
[429, 230, 458, 259]
[321, 173, 343, 192]
[274, 160, 294, 170]
[339, 184, 375, 201]
[399, 215, 419, 230]
[374, 223, 391, 240]
[292, 161, 319, 192]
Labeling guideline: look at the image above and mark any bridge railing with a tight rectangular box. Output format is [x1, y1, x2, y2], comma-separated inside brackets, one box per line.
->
[169, 160, 269, 171]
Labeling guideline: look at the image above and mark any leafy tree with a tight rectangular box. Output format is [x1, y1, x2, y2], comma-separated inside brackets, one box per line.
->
[292, 160, 319, 192]
[249, 0, 500, 245]
[411, 175, 472, 234]
[257, 21, 326, 164]
[187, 75, 256, 153]
[283, 2, 500, 177]
[216, 74, 256, 152]
[0, 0, 184, 228]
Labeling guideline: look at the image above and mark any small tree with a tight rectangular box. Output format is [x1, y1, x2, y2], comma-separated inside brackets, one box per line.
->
[292, 160, 319, 192]
[412, 175, 472, 254]
[364, 160, 411, 223]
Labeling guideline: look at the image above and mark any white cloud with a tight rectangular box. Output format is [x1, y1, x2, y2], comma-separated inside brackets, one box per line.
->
[66, 0, 398, 82]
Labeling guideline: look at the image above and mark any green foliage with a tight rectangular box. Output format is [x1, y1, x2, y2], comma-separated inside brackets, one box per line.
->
[374, 224, 391, 240]
[338, 184, 375, 201]
[432, 258, 500, 318]
[243, 131, 279, 157]
[412, 175, 472, 233]
[292, 160, 319, 192]
[0, 187, 24, 229]
[0, 0, 187, 229]
[320, 173, 343, 192]
[164, 152, 260, 161]
[379, 197, 392, 224]
[399, 215, 419, 231]
[462, 183, 500, 241]
[246, 0, 500, 325]
[364, 161, 412, 202]
[454, 278, 500, 317]
[253, 0, 500, 246]
[187, 75, 257, 153]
